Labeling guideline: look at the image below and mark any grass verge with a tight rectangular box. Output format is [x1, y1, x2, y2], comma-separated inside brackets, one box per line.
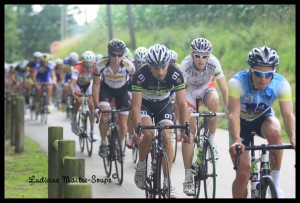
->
[5, 136, 48, 198]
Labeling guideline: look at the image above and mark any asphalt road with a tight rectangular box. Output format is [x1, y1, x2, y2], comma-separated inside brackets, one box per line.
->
[24, 109, 296, 198]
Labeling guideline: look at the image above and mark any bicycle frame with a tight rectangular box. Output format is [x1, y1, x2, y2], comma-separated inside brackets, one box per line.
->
[234, 136, 293, 198]
[97, 107, 131, 185]
[136, 122, 190, 199]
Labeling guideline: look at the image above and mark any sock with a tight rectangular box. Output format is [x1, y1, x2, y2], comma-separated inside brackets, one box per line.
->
[270, 170, 281, 189]
[137, 160, 146, 167]
[91, 123, 95, 131]
[209, 134, 215, 143]
[185, 169, 192, 181]
[101, 139, 107, 145]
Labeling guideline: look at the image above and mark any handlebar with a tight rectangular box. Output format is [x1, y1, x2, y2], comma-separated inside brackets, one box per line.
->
[136, 121, 190, 139]
[190, 112, 227, 118]
[95, 107, 131, 124]
[233, 144, 293, 170]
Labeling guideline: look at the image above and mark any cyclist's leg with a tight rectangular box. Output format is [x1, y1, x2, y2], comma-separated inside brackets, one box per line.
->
[261, 115, 284, 197]
[86, 83, 97, 141]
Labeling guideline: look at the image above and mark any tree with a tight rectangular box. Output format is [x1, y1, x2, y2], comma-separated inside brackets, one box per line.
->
[127, 5, 136, 50]
[5, 5, 21, 62]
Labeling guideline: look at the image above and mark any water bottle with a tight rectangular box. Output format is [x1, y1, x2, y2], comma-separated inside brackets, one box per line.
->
[196, 142, 203, 165]
[250, 171, 259, 198]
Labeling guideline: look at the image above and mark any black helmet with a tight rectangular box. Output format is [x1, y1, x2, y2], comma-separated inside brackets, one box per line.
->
[146, 44, 171, 67]
[108, 38, 126, 53]
[247, 46, 279, 68]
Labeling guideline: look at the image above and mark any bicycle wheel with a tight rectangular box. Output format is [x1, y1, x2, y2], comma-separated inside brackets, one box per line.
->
[40, 93, 47, 124]
[85, 111, 93, 157]
[171, 116, 178, 163]
[145, 153, 154, 198]
[103, 131, 112, 177]
[78, 112, 85, 153]
[113, 128, 124, 185]
[260, 176, 278, 198]
[157, 151, 170, 199]
[202, 141, 216, 198]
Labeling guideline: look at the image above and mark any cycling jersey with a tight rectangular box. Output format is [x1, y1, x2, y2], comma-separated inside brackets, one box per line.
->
[131, 64, 185, 102]
[180, 54, 224, 88]
[34, 61, 54, 83]
[228, 69, 292, 121]
[94, 57, 135, 89]
[71, 61, 94, 86]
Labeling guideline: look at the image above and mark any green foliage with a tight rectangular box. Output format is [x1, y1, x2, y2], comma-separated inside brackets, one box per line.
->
[5, 5, 21, 62]
[5, 137, 48, 198]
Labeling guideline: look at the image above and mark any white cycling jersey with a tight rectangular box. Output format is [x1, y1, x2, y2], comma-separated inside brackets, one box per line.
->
[94, 56, 135, 89]
[179, 54, 224, 88]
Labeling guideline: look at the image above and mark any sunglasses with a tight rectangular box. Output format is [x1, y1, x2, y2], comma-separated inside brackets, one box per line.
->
[250, 68, 275, 78]
[194, 54, 209, 59]
[110, 52, 123, 58]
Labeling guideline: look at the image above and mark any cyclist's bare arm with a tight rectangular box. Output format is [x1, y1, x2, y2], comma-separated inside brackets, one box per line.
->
[279, 101, 296, 148]
[217, 77, 228, 107]
[131, 90, 143, 131]
[69, 78, 77, 96]
[228, 96, 244, 155]
[92, 74, 101, 109]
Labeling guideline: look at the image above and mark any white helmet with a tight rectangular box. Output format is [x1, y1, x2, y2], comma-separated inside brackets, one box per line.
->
[190, 38, 212, 54]
[19, 60, 29, 70]
[96, 53, 103, 60]
[169, 50, 178, 62]
[69, 52, 79, 61]
[56, 58, 63, 65]
[247, 46, 279, 68]
[33, 51, 43, 58]
[146, 44, 170, 67]
[81, 51, 96, 63]
[134, 47, 148, 63]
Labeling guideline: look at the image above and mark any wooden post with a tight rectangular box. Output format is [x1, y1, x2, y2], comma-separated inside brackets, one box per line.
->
[48, 127, 63, 198]
[63, 157, 86, 198]
[58, 140, 75, 198]
[15, 96, 25, 153]
[10, 93, 17, 146]
[65, 183, 92, 198]
[5, 91, 11, 139]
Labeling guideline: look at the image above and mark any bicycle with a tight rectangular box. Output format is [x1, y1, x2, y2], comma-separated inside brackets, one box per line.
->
[28, 85, 37, 120]
[96, 107, 131, 185]
[136, 121, 190, 198]
[234, 132, 293, 198]
[39, 83, 48, 124]
[66, 89, 74, 120]
[190, 111, 226, 198]
[76, 92, 94, 157]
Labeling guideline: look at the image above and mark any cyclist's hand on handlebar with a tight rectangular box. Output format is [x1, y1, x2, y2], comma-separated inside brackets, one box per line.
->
[229, 142, 245, 157]
[133, 133, 144, 145]
[182, 131, 193, 144]
[93, 108, 100, 118]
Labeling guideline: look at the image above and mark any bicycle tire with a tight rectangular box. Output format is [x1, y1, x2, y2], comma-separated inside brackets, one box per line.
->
[85, 111, 93, 157]
[157, 151, 170, 199]
[113, 127, 123, 185]
[260, 176, 278, 198]
[78, 112, 85, 152]
[203, 141, 216, 198]
[103, 131, 112, 177]
[145, 153, 154, 198]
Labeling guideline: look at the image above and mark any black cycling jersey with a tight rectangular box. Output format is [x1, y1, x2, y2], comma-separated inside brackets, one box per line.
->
[131, 64, 185, 102]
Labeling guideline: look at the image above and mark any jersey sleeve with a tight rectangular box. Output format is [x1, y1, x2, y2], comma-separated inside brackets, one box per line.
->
[276, 80, 292, 102]
[228, 77, 242, 98]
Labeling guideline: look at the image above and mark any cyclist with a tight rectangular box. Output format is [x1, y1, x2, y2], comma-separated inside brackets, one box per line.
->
[14, 59, 29, 96]
[62, 52, 79, 111]
[24, 51, 43, 104]
[131, 44, 191, 198]
[179, 38, 228, 195]
[70, 51, 98, 141]
[33, 54, 56, 114]
[54, 58, 64, 109]
[93, 39, 135, 158]
[126, 46, 148, 149]
[228, 46, 295, 198]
